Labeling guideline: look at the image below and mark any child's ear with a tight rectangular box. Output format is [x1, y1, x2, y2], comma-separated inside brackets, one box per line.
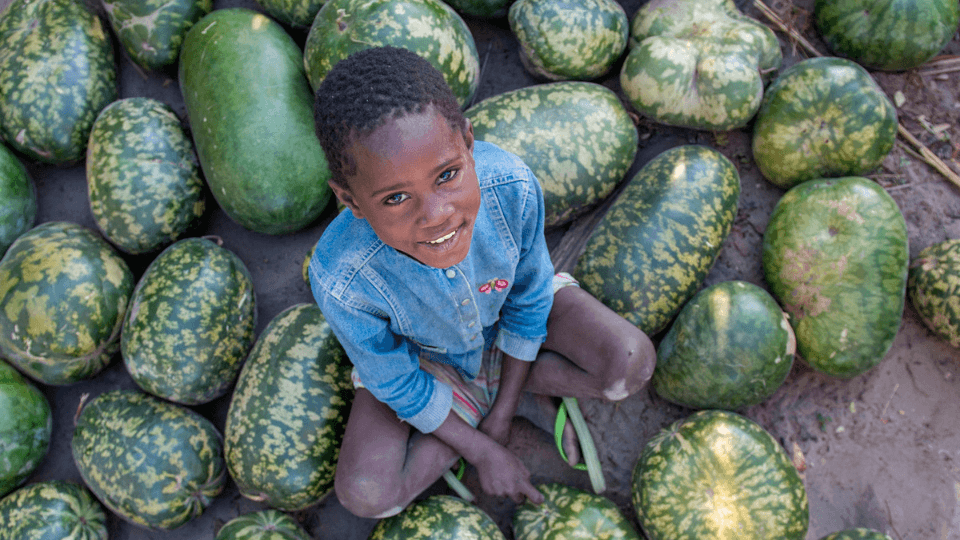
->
[463, 118, 474, 152]
[330, 181, 365, 219]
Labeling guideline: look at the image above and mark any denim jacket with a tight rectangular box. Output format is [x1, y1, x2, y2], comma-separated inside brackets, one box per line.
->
[308, 141, 555, 433]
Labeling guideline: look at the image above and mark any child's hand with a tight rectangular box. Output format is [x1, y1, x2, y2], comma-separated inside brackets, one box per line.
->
[477, 409, 512, 447]
[474, 444, 544, 505]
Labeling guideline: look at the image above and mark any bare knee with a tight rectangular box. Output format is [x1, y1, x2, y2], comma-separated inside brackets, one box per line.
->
[600, 328, 656, 401]
[334, 470, 404, 519]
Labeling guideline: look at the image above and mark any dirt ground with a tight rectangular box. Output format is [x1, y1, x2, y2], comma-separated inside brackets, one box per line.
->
[4, 0, 960, 538]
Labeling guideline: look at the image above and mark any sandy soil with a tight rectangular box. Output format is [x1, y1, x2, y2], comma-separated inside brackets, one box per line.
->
[3, 0, 959, 538]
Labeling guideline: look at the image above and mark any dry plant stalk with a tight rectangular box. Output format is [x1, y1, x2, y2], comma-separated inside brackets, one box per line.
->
[752, 0, 960, 190]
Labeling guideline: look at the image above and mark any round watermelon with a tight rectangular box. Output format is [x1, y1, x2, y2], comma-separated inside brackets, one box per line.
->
[122, 237, 257, 405]
[573, 145, 740, 336]
[0, 360, 51, 498]
[101, 0, 212, 70]
[752, 57, 897, 190]
[508, 0, 629, 81]
[216, 509, 312, 540]
[0, 221, 134, 385]
[0, 0, 118, 164]
[653, 280, 796, 410]
[71, 389, 226, 530]
[303, 0, 480, 108]
[633, 409, 809, 539]
[465, 81, 638, 228]
[814, 0, 960, 71]
[762, 176, 909, 378]
[0, 480, 107, 540]
[0, 142, 35, 257]
[513, 482, 639, 539]
[224, 303, 353, 511]
[908, 238, 960, 348]
[86, 97, 206, 255]
[369, 495, 505, 539]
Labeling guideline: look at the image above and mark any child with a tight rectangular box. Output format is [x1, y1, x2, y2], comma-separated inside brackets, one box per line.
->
[309, 46, 655, 519]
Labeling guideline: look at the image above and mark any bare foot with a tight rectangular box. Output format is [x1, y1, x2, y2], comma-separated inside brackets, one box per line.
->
[516, 392, 581, 467]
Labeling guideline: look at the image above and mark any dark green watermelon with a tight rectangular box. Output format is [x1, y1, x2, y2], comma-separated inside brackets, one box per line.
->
[369, 495, 505, 539]
[0, 142, 35, 257]
[818, 528, 893, 540]
[0, 480, 107, 540]
[102, 0, 212, 70]
[0, 221, 134, 385]
[215, 509, 312, 540]
[513, 483, 639, 539]
[71, 389, 226, 530]
[0, 360, 51, 498]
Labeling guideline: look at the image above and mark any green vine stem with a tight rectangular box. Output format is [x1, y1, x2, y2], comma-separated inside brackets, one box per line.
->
[561, 396, 606, 494]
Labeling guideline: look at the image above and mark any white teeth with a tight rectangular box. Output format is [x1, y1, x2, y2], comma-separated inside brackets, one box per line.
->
[427, 229, 456, 244]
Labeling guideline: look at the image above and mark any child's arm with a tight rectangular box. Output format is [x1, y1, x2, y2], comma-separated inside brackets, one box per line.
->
[478, 352, 529, 446]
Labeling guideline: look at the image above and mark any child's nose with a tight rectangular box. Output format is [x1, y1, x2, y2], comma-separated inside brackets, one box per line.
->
[419, 193, 455, 225]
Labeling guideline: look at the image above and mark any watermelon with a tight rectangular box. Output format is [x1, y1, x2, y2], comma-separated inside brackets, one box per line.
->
[122, 237, 256, 405]
[216, 509, 311, 540]
[368, 495, 505, 539]
[762, 176, 909, 378]
[179, 8, 332, 235]
[0, 480, 107, 540]
[620, 0, 782, 131]
[465, 81, 638, 228]
[254, 0, 324, 27]
[71, 389, 226, 530]
[0, 221, 134, 385]
[752, 57, 897, 190]
[908, 239, 960, 348]
[0, 0, 118, 165]
[513, 482, 639, 539]
[86, 97, 206, 255]
[573, 145, 740, 336]
[101, 0, 212, 71]
[303, 0, 480, 108]
[632, 409, 809, 539]
[0, 360, 51, 498]
[508, 0, 629, 81]
[444, 0, 512, 18]
[653, 280, 796, 410]
[814, 0, 960, 71]
[224, 303, 353, 511]
[0, 142, 35, 257]
[819, 529, 893, 540]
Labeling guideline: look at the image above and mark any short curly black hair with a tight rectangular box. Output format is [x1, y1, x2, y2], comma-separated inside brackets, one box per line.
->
[313, 46, 468, 189]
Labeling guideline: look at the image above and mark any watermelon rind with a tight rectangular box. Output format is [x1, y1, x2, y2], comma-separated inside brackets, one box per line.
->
[0, 360, 51, 498]
[102, 0, 212, 70]
[71, 389, 226, 530]
[908, 238, 960, 348]
[818, 528, 894, 540]
[0, 221, 134, 385]
[0, 142, 36, 258]
[466, 81, 638, 228]
[254, 0, 324, 27]
[513, 482, 639, 540]
[368, 495, 506, 539]
[632, 409, 809, 539]
[0, 480, 108, 540]
[215, 509, 312, 540]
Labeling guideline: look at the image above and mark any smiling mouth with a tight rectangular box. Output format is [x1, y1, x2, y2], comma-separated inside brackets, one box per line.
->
[424, 227, 458, 245]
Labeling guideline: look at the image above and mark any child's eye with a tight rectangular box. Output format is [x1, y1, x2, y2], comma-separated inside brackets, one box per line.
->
[384, 193, 409, 205]
[439, 169, 459, 183]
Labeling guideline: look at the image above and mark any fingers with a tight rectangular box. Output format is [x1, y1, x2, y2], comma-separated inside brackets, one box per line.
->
[520, 480, 544, 505]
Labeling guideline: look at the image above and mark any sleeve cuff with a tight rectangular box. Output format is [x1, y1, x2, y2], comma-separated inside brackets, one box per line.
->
[400, 380, 453, 433]
[495, 327, 544, 362]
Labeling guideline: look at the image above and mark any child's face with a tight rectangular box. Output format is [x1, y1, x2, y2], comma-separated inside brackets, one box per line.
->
[332, 106, 481, 269]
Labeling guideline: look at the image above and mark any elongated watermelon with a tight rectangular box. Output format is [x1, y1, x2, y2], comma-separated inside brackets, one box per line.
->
[0, 0, 118, 164]
[465, 81, 638, 228]
[179, 8, 332, 235]
[573, 145, 740, 336]
[0, 480, 107, 540]
[224, 303, 352, 511]
[0, 142, 35, 257]
[633, 409, 809, 539]
[86, 97, 206, 255]
[71, 389, 226, 530]
[0, 221, 134, 385]
[762, 177, 908, 378]
[122, 237, 256, 405]
[0, 360, 51, 498]
[513, 482, 639, 539]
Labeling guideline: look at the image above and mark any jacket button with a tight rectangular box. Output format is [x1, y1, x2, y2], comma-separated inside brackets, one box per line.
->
[460, 299, 470, 306]
[445, 269, 456, 279]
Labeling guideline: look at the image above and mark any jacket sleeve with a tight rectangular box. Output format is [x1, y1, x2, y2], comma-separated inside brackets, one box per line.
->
[494, 167, 555, 361]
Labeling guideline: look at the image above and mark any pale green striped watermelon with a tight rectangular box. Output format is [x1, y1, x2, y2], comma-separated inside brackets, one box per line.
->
[908, 239, 960, 348]
[513, 482, 639, 539]
[369, 495, 505, 539]
[0, 480, 107, 540]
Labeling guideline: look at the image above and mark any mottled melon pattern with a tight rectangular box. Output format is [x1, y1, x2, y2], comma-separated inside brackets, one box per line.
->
[514, 483, 639, 540]
[0, 143, 36, 257]
[0, 0, 118, 164]
[87, 97, 206, 255]
[224, 303, 352, 511]
[509, 0, 629, 81]
[0, 480, 108, 540]
[752, 57, 897, 189]
[0, 360, 51, 498]
[122, 237, 256, 405]
[574, 145, 740, 336]
[71, 389, 226, 530]
[102, 0, 212, 70]
[254, 0, 324, 27]
[0, 222, 133, 385]
[369, 495, 506, 539]
[466, 81, 638, 228]
[620, 0, 781, 131]
[215, 509, 312, 540]
[908, 239, 960, 348]
[633, 410, 809, 540]
[762, 177, 908, 378]
[303, 0, 480, 108]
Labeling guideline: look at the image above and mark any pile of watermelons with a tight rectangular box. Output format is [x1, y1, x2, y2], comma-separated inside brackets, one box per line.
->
[0, 0, 957, 538]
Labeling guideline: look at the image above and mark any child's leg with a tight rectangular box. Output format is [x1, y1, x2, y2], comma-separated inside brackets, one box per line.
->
[333, 388, 460, 519]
